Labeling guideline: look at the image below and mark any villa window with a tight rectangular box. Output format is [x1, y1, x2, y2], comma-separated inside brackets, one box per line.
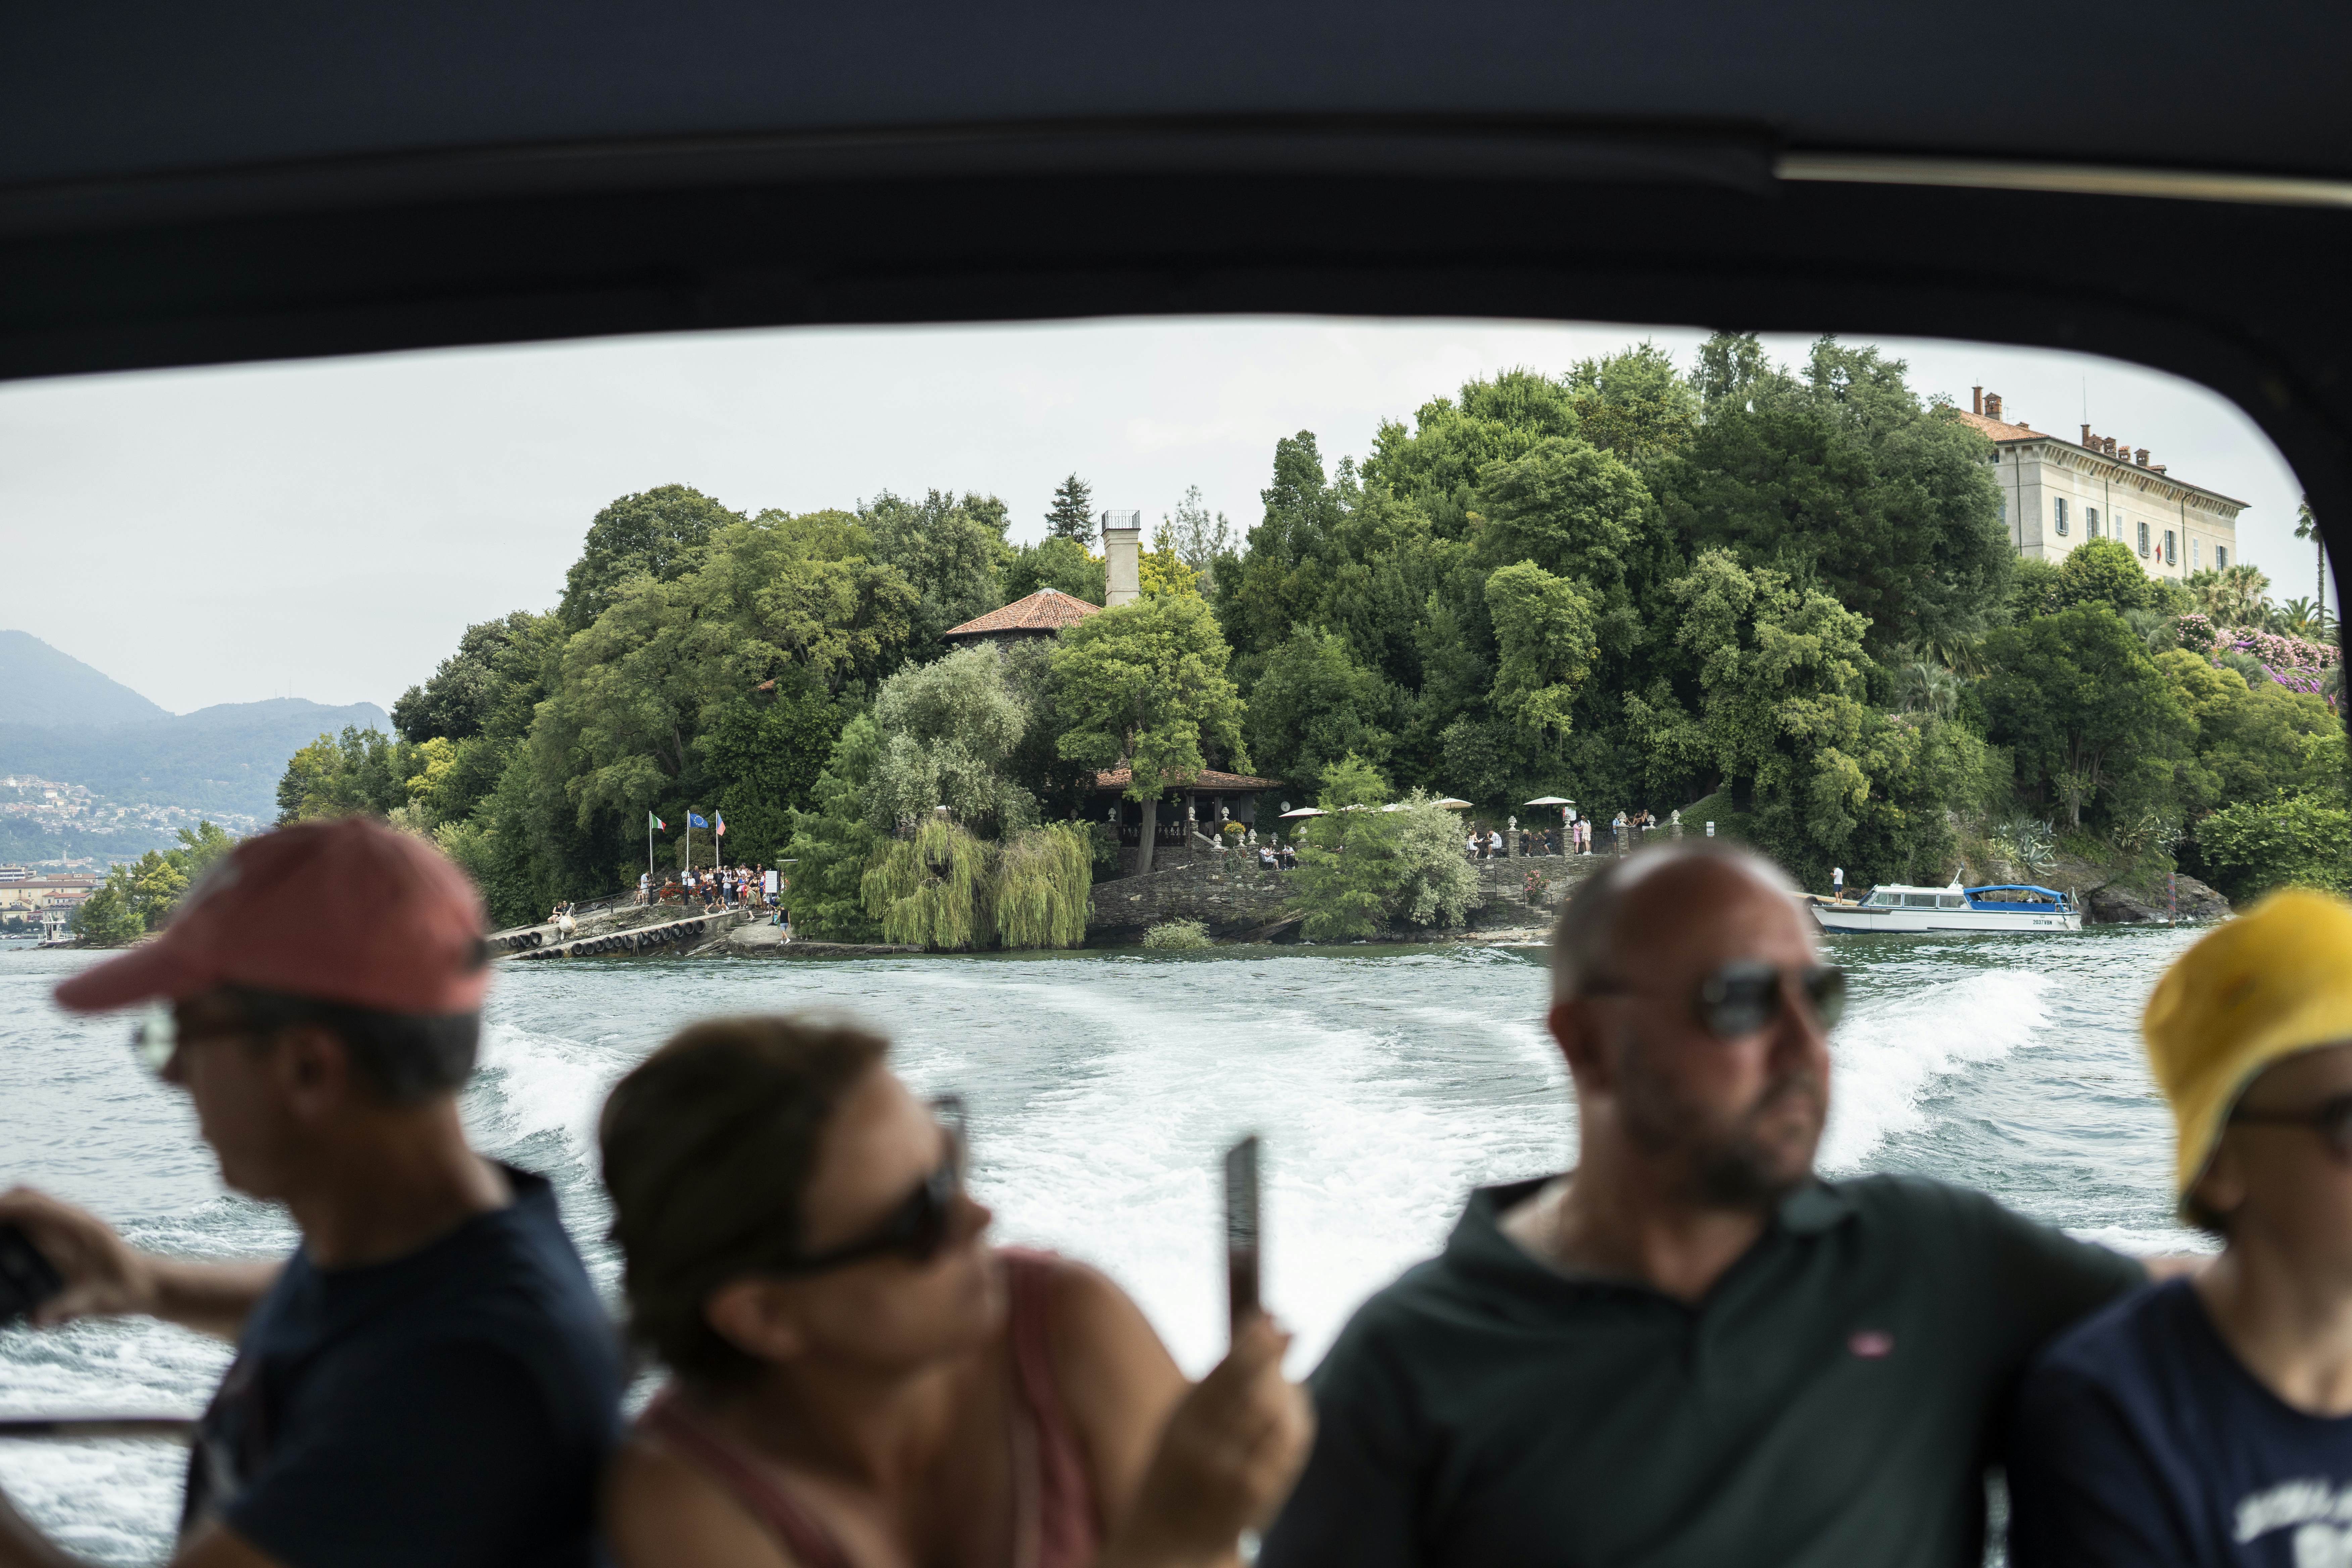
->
[2138, 520, 2151, 556]
[2164, 529, 2176, 565]
[2086, 505, 2100, 537]
[2054, 497, 2068, 535]
[2192, 538, 2201, 569]
[2217, 545, 2228, 569]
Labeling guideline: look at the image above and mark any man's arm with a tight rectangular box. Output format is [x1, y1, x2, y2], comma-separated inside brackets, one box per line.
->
[0, 1188, 279, 1341]
[0, 1487, 283, 1568]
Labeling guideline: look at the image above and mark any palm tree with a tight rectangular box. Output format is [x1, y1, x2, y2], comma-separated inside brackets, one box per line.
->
[2278, 597, 2337, 641]
[1895, 661, 1961, 720]
[2215, 562, 2273, 628]
[2295, 500, 2331, 627]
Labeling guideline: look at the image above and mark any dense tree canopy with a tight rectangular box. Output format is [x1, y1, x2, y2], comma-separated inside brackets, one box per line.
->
[557, 484, 742, 631]
[276, 331, 2347, 939]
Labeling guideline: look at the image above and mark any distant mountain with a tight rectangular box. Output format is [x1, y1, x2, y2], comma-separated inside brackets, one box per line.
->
[0, 697, 392, 819]
[0, 630, 172, 727]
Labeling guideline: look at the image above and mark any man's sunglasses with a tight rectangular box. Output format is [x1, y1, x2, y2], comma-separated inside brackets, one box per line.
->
[1581, 962, 1847, 1039]
[764, 1095, 969, 1277]
[2230, 1091, 2352, 1158]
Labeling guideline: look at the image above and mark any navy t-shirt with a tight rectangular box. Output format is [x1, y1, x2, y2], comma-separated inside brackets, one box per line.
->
[2009, 1278, 2352, 1566]
[181, 1166, 623, 1568]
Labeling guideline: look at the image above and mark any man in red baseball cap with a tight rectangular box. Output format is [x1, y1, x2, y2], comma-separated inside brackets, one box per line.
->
[0, 818, 621, 1568]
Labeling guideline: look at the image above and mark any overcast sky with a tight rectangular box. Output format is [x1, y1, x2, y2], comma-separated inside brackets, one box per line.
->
[0, 316, 2318, 716]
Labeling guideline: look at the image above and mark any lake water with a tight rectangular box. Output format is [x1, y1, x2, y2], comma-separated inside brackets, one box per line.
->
[0, 925, 2207, 1563]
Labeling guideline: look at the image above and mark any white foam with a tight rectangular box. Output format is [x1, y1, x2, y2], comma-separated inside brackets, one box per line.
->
[466, 1020, 622, 1171]
[1819, 969, 2049, 1170]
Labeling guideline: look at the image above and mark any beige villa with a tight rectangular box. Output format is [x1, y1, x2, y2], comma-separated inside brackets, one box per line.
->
[1956, 390, 2245, 580]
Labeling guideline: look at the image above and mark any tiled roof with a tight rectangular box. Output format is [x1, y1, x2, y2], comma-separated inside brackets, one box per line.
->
[1954, 409, 2039, 442]
[943, 588, 1103, 639]
[1092, 768, 1279, 792]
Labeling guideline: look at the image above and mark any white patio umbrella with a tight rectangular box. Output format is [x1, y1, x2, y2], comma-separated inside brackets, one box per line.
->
[1278, 806, 1327, 819]
[1432, 796, 1473, 810]
[1524, 795, 1573, 807]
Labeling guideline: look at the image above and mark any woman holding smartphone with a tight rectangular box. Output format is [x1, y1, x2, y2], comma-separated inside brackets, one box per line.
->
[597, 1012, 1311, 1568]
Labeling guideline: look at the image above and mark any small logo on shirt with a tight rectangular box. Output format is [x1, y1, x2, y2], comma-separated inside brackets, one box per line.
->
[1847, 1329, 1895, 1359]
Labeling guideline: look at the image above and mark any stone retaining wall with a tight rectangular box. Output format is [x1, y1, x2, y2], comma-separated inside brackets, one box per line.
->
[1087, 856, 1295, 939]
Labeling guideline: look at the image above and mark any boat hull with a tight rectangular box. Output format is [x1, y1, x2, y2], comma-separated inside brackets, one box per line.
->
[1809, 902, 2081, 934]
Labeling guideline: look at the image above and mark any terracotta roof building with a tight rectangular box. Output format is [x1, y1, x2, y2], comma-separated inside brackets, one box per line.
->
[942, 587, 1104, 644]
[1958, 387, 2245, 578]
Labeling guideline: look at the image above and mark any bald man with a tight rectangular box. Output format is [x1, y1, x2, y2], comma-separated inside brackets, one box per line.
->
[1260, 842, 2153, 1568]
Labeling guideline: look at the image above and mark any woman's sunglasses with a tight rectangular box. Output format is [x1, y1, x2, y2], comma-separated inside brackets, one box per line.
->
[2230, 1091, 2352, 1158]
[765, 1094, 969, 1277]
[1582, 962, 1847, 1039]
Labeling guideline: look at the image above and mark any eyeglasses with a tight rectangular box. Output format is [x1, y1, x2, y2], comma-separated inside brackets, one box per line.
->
[764, 1095, 969, 1277]
[2230, 1091, 2352, 1158]
[1580, 962, 1847, 1039]
[129, 1002, 265, 1076]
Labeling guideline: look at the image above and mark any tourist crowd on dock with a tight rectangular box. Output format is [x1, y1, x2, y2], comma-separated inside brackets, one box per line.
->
[4, 812, 2348, 1568]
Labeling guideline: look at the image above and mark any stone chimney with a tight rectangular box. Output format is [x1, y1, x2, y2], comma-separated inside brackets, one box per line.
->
[2103, 436, 2119, 458]
[1100, 509, 1143, 607]
[1973, 386, 1984, 414]
[2135, 447, 2150, 467]
[1983, 392, 2004, 420]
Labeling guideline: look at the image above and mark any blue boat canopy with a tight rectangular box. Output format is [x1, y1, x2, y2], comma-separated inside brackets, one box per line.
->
[1964, 885, 2072, 903]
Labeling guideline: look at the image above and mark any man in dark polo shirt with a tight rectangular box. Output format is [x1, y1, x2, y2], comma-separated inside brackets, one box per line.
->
[0, 819, 621, 1568]
[1260, 842, 2153, 1568]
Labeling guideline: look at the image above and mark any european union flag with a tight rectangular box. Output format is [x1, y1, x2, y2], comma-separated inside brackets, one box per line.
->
[687, 812, 709, 828]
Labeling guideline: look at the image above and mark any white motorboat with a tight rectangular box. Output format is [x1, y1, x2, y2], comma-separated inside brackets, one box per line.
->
[1809, 881, 2081, 934]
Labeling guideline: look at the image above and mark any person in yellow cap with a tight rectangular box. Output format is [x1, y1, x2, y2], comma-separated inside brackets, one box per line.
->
[2007, 888, 2352, 1567]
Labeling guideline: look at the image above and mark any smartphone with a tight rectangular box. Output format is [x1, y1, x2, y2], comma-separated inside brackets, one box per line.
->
[0, 1223, 63, 1326]
[1222, 1134, 1261, 1342]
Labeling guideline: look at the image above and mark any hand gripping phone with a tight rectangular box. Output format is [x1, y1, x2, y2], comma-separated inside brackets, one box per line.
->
[1222, 1135, 1261, 1344]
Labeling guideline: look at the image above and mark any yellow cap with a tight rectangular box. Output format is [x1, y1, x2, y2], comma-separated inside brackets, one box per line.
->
[2144, 888, 2352, 1216]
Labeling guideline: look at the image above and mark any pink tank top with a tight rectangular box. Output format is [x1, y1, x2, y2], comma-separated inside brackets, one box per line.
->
[638, 1248, 1101, 1568]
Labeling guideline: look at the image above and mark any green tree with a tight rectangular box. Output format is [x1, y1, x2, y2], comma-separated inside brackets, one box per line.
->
[1979, 603, 2193, 828]
[1002, 537, 1106, 604]
[276, 727, 415, 824]
[558, 484, 743, 631]
[2193, 791, 2352, 901]
[866, 644, 1036, 831]
[701, 678, 847, 869]
[992, 824, 1093, 948]
[785, 715, 887, 941]
[1051, 595, 1250, 874]
[1158, 485, 1235, 589]
[1483, 562, 1598, 739]
[71, 822, 237, 945]
[862, 815, 992, 950]
[391, 610, 544, 743]
[1245, 627, 1395, 795]
[862, 489, 1012, 657]
[2054, 536, 2154, 615]
[1045, 474, 1095, 544]
[1290, 761, 1480, 938]
[1651, 336, 2012, 655]
[1473, 436, 1649, 595]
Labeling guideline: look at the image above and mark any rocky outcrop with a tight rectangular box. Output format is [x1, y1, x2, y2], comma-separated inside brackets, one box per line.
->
[2086, 874, 2232, 925]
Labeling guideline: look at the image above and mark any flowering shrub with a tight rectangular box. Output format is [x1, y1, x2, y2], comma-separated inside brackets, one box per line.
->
[2174, 613, 2216, 653]
[2224, 630, 2340, 697]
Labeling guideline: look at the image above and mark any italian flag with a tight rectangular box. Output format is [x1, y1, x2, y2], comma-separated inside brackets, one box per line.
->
[648, 812, 665, 830]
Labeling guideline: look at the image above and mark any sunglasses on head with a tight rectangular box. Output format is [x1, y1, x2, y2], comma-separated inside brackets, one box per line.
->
[765, 1094, 969, 1277]
[1581, 961, 1847, 1039]
[2230, 1091, 2352, 1158]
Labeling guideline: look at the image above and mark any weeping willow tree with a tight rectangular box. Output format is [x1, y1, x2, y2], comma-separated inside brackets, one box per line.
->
[862, 817, 995, 949]
[994, 823, 1093, 949]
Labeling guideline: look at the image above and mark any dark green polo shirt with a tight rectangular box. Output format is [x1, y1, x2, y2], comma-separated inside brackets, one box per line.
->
[1259, 1173, 2144, 1568]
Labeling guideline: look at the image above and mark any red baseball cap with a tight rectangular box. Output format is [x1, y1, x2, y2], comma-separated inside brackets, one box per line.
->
[54, 817, 491, 1016]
